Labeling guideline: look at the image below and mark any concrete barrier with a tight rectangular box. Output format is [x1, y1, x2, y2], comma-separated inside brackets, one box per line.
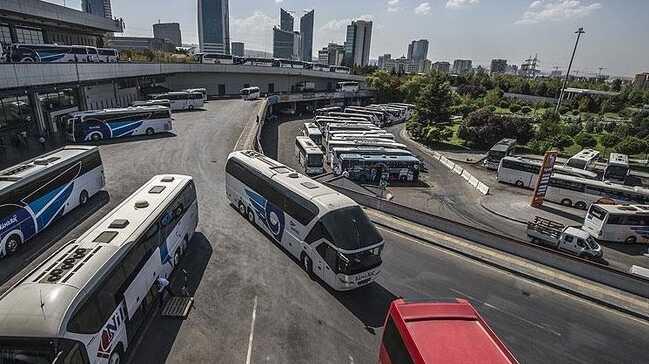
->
[468, 175, 479, 187]
[432, 151, 441, 160]
[325, 184, 649, 299]
[476, 182, 490, 195]
[453, 165, 464, 175]
[461, 170, 472, 181]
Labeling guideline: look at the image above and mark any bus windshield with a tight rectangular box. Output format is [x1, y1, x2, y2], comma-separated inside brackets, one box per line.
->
[321, 206, 382, 250]
[0, 338, 71, 364]
[307, 154, 323, 167]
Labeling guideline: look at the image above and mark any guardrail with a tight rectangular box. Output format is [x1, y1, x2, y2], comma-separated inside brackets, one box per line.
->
[433, 151, 490, 195]
[325, 183, 649, 299]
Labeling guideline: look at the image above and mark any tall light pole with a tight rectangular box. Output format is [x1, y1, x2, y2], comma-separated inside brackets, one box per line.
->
[555, 27, 585, 114]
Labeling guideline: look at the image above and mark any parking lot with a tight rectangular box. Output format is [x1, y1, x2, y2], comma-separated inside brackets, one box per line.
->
[2, 102, 649, 363]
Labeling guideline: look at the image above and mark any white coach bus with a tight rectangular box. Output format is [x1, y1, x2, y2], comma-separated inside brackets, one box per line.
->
[65, 106, 173, 142]
[0, 146, 105, 257]
[497, 156, 597, 188]
[153, 92, 204, 111]
[241, 86, 261, 101]
[295, 136, 324, 175]
[0, 174, 198, 363]
[225, 151, 384, 291]
[566, 148, 600, 170]
[303, 122, 323, 146]
[545, 174, 649, 210]
[583, 204, 649, 244]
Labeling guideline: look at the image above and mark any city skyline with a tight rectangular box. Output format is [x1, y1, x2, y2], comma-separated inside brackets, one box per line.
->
[45, 0, 649, 76]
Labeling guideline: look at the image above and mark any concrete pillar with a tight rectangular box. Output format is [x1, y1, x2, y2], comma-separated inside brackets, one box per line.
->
[28, 91, 47, 137]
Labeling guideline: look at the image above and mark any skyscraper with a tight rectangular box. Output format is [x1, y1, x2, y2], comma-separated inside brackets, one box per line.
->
[490, 59, 508, 74]
[407, 39, 429, 61]
[273, 26, 295, 59]
[280, 8, 294, 32]
[231, 42, 245, 57]
[300, 10, 314, 62]
[452, 59, 473, 74]
[198, 0, 230, 54]
[153, 22, 182, 47]
[82, 0, 112, 19]
[273, 9, 303, 60]
[344, 20, 372, 67]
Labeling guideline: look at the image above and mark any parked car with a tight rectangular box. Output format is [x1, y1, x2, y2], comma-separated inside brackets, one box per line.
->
[527, 216, 603, 259]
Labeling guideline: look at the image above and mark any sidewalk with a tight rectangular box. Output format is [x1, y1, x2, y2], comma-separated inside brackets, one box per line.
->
[0, 134, 67, 170]
[480, 195, 585, 226]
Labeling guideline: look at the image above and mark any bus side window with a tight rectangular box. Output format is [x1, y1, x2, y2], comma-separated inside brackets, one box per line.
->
[68, 296, 103, 334]
[382, 317, 414, 364]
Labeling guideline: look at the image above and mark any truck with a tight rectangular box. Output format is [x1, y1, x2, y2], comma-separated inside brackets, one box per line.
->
[526, 216, 603, 259]
[379, 298, 519, 364]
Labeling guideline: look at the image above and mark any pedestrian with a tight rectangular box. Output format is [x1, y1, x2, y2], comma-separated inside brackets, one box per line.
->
[38, 136, 46, 151]
[156, 276, 172, 309]
[256, 115, 259, 123]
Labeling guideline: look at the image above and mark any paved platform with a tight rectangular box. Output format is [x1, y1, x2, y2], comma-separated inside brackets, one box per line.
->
[480, 195, 586, 226]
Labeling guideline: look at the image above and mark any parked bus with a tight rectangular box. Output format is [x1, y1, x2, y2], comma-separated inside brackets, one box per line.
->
[295, 136, 325, 175]
[379, 298, 519, 364]
[194, 52, 235, 64]
[545, 174, 649, 210]
[0, 174, 197, 363]
[276, 59, 306, 69]
[315, 116, 371, 128]
[331, 147, 413, 172]
[97, 48, 119, 63]
[242, 57, 274, 67]
[131, 99, 172, 109]
[326, 112, 375, 124]
[366, 105, 407, 124]
[0, 42, 6, 63]
[583, 204, 649, 244]
[326, 139, 408, 159]
[338, 153, 420, 183]
[604, 153, 630, 183]
[325, 122, 381, 137]
[497, 156, 598, 188]
[185, 88, 208, 102]
[312, 63, 329, 72]
[152, 91, 204, 111]
[484, 138, 517, 170]
[225, 151, 383, 290]
[330, 65, 351, 74]
[345, 107, 388, 126]
[10, 44, 99, 63]
[326, 131, 394, 147]
[315, 106, 342, 117]
[0, 146, 104, 257]
[303, 122, 323, 145]
[241, 86, 261, 100]
[65, 106, 173, 142]
[337, 81, 360, 92]
[566, 148, 600, 170]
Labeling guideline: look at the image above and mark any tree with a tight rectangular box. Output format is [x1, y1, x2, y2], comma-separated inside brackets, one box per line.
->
[484, 88, 504, 105]
[574, 132, 597, 148]
[550, 134, 574, 151]
[367, 70, 403, 103]
[458, 108, 534, 148]
[420, 124, 454, 145]
[414, 73, 454, 124]
[615, 137, 647, 155]
[611, 79, 622, 92]
[537, 110, 561, 140]
[600, 133, 621, 154]
[509, 104, 521, 113]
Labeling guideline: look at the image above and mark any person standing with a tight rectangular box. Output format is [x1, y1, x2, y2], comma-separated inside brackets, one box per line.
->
[156, 276, 172, 309]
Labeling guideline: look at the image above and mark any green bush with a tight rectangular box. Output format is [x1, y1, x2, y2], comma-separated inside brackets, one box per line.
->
[487, 105, 497, 112]
[509, 104, 521, 113]
[600, 133, 621, 150]
[528, 139, 554, 154]
[499, 100, 510, 109]
[572, 110, 580, 116]
[550, 134, 574, 151]
[574, 133, 597, 148]
[558, 105, 571, 114]
[520, 106, 533, 114]
[615, 137, 647, 155]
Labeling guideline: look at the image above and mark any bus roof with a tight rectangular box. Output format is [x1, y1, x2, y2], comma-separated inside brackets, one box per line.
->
[296, 136, 323, 154]
[0, 174, 193, 338]
[569, 148, 600, 162]
[327, 139, 406, 148]
[331, 146, 412, 155]
[502, 156, 598, 179]
[229, 150, 355, 211]
[608, 153, 629, 166]
[489, 138, 517, 152]
[71, 105, 169, 117]
[339, 153, 419, 162]
[591, 204, 649, 215]
[388, 299, 518, 364]
[0, 146, 98, 191]
[552, 173, 649, 194]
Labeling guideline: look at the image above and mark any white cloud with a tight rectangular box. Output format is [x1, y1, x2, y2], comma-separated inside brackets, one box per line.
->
[231, 11, 276, 51]
[319, 14, 374, 32]
[387, 0, 400, 12]
[516, 0, 602, 24]
[446, 0, 479, 9]
[414, 2, 432, 15]
[388, 0, 400, 5]
[275, 0, 283, 3]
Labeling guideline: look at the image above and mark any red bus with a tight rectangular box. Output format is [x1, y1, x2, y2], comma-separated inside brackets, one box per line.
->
[379, 299, 519, 364]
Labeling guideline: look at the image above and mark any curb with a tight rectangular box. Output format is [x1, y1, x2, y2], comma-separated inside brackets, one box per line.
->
[479, 198, 527, 225]
[370, 214, 649, 322]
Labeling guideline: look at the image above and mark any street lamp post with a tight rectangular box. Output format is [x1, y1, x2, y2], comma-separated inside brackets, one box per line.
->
[555, 27, 585, 114]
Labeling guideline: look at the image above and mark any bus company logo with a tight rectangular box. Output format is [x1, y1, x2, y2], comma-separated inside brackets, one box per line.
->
[245, 189, 285, 241]
[97, 308, 124, 359]
[0, 215, 18, 231]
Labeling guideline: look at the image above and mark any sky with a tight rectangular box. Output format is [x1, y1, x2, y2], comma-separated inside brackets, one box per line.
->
[45, 0, 649, 77]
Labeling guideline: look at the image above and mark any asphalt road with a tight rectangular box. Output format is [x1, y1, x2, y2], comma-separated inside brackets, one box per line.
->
[3, 103, 649, 363]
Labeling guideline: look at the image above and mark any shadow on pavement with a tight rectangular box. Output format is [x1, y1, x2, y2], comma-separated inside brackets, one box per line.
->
[0, 191, 110, 289]
[86, 132, 177, 146]
[127, 232, 213, 364]
[536, 204, 584, 223]
[260, 118, 279, 160]
[600, 241, 649, 257]
[330, 282, 397, 330]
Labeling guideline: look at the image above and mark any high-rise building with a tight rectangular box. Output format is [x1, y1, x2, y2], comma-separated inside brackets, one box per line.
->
[299, 10, 314, 62]
[490, 59, 507, 74]
[344, 20, 372, 67]
[153, 22, 181, 47]
[378, 54, 391, 68]
[634, 73, 649, 89]
[407, 39, 428, 62]
[273, 26, 294, 59]
[327, 43, 345, 66]
[318, 48, 329, 64]
[452, 59, 472, 74]
[198, 0, 230, 54]
[280, 8, 294, 32]
[231, 42, 244, 57]
[431, 61, 450, 73]
[82, 0, 112, 19]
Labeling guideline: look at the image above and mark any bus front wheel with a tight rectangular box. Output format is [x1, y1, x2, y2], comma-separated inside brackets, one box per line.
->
[238, 202, 246, 216]
[561, 199, 572, 207]
[79, 190, 89, 206]
[146, 128, 155, 136]
[515, 180, 524, 188]
[91, 133, 102, 142]
[625, 236, 637, 244]
[247, 208, 255, 224]
[574, 201, 587, 210]
[5, 235, 22, 256]
[187, 105, 194, 111]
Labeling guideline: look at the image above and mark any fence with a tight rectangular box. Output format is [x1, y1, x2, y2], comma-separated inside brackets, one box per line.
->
[325, 183, 649, 299]
[431, 151, 490, 195]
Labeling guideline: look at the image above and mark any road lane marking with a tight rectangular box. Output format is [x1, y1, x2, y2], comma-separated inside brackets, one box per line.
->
[245, 295, 258, 364]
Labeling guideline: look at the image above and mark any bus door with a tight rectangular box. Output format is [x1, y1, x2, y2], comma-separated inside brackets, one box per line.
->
[314, 241, 338, 283]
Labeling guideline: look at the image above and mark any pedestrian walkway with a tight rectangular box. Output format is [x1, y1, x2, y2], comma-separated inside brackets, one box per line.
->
[0, 134, 67, 170]
[480, 195, 585, 226]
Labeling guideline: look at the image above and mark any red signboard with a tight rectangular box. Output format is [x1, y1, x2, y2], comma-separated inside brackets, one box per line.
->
[531, 151, 558, 207]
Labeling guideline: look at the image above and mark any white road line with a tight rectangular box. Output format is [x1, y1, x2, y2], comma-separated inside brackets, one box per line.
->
[245, 295, 258, 364]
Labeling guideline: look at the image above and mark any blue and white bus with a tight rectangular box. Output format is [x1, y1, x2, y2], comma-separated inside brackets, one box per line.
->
[10, 44, 99, 63]
[0, 146, 105, 257]
[65, 106, 173, 142]
[193, 53, 235, 64]
[225, 151, 384, 290]
[0, 174, 197, 363]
